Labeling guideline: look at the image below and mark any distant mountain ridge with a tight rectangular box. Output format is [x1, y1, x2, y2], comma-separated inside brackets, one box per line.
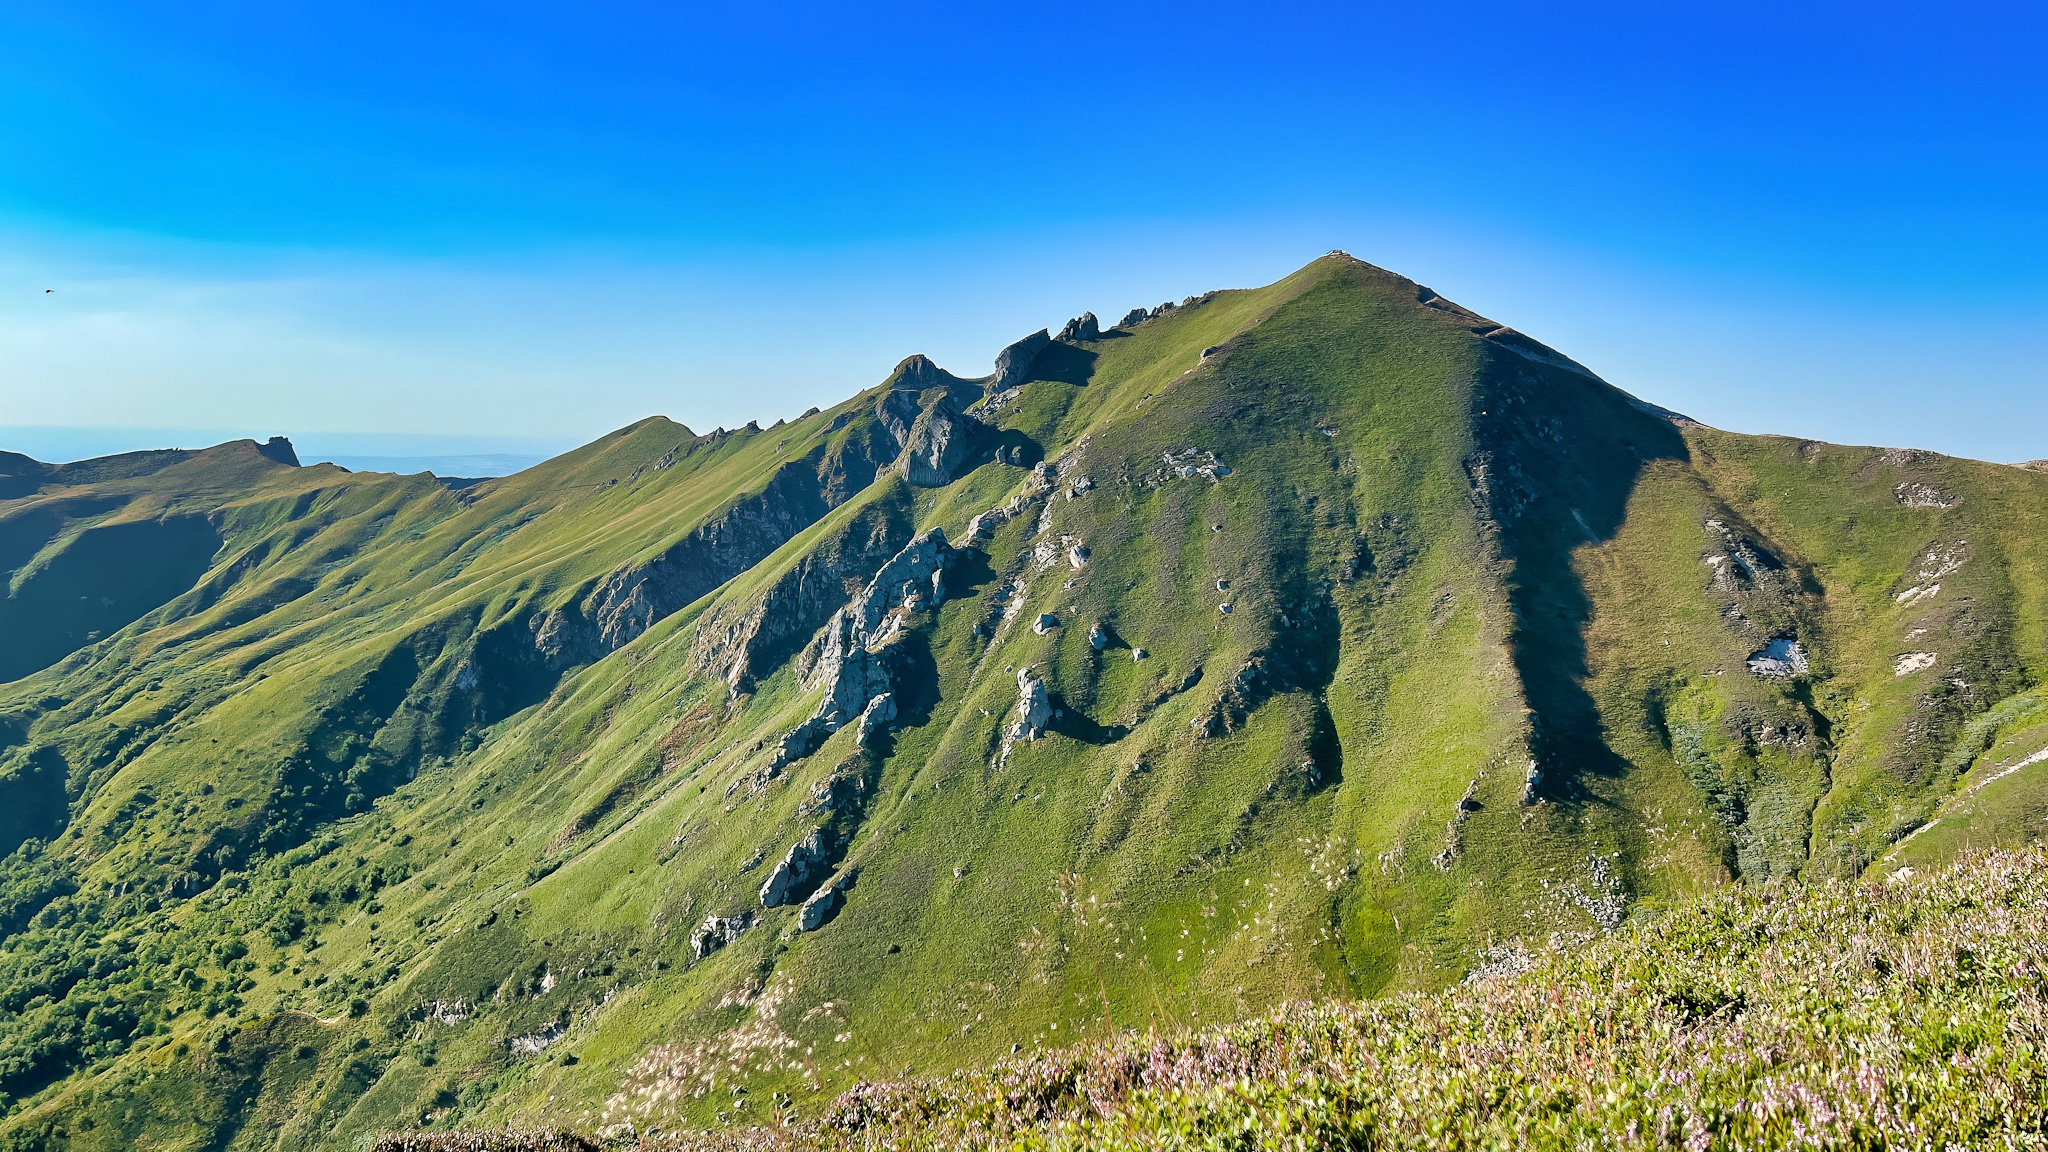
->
[0, 254, 2043, 1150]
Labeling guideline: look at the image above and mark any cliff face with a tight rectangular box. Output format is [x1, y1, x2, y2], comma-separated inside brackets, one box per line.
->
[1, 255, 2045, 1148]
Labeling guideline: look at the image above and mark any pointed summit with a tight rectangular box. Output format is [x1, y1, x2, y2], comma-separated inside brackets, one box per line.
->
[887, 354, 963, 392]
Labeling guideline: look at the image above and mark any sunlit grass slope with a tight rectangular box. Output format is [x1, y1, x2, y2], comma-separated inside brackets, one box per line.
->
[0, 255, 2042, 1150]
[384, 845, 2048, 1151]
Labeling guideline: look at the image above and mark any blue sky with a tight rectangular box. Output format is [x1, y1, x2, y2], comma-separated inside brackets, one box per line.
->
[2, 1, 2044, 464]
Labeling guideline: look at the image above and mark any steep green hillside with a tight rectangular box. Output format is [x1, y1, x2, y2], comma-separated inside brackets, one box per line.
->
[0, 254, 2042, 1150]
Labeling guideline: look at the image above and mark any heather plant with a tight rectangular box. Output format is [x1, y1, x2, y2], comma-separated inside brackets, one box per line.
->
[386, 847, 2048, 1150]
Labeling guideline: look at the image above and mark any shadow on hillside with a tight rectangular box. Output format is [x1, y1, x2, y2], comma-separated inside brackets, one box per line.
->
[940, 548, 998, 603]
[987, 430, 1043, 469]
[1478, 355, 1691, 803]
[1048, 694, 1128, 745]
[1029, 343, 1097, 387]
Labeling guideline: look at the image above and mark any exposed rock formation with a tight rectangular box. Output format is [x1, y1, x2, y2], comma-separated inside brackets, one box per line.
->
[768, 530, 957, 767]
[687, 507, 910, 693]
[801, 768, 868, 818]
[1010, 667, 1052, 743]
[796, 869, 856, 932]
[1150, 448, 1231, 485]
[876, 388, 922, 446]
[1895, 481, 1957, 509]
[990, 329, 1051, 393]
[760, 828, 831, 908]
[1089, 622, 1110, 651]
[899, 394, 984, 487]
[256, 436, 300, 467]
[855, 692, 896, 747]
[506, 433, 907, 700]
[1116, 308, 1148, 328]
[1056, 312, 1100, 342]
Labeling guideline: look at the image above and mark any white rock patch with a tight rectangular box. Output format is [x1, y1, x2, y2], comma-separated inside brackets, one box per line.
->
[1745, 638, 1809, 678]
[1893, 651, 1938, 675]
[1896, 583, 1941, 606]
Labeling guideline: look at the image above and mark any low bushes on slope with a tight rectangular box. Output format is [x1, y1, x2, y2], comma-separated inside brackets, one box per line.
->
[381, 846, 2048, 1151]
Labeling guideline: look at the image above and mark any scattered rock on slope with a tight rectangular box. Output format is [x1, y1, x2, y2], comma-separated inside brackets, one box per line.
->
[1895, 481, 1957, 509]
[691, 912, 755, 959]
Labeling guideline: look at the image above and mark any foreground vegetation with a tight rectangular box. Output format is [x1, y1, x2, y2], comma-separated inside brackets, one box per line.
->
[377, 846, 2048, 1150]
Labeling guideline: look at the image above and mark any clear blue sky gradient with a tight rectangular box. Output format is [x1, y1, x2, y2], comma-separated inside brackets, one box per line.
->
[2, 1, 2044, 462]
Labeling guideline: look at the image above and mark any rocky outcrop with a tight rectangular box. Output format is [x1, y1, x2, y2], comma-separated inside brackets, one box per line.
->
[1745, 639, 1810, 679]
[990, 329, 1052, 393]
[876, 388, 922, 446]
[690, 912, 754, 959]
[686, 506, 911, 693]
[768, 530, 957, 768]
[1056, 312, 1100, 342]
[899, 395, 984, 487]
[1700, 516, 1806, 647]
[964, 463, 1058, 547]
[760, 828, 832, 908]
[888, 354, 958, 392]
[800, 768, 869, 818]
[1011, 667, 1052, 742]
[780, 613, 895, 762]
[796, 869, 856, 932]
[1149, 449, 1231, 486]
[1116, 308, 1149, 328]
[521, 441, 908, 684]
[847, 529, 954, 635]
[256, 436, 300, 467]
[506, 418, 911, 708]
[855, 692, 896, 747]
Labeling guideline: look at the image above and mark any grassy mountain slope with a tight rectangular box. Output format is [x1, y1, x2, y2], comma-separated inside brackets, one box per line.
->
[0, 255, 2042, 1149]
[388, 845, 2048, 1151]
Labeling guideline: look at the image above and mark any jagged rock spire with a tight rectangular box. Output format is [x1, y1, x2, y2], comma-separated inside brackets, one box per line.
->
[1056, 312, 1100, 342]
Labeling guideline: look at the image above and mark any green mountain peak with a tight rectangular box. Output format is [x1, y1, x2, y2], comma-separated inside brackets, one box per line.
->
[0, 255, 2043, 1149]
